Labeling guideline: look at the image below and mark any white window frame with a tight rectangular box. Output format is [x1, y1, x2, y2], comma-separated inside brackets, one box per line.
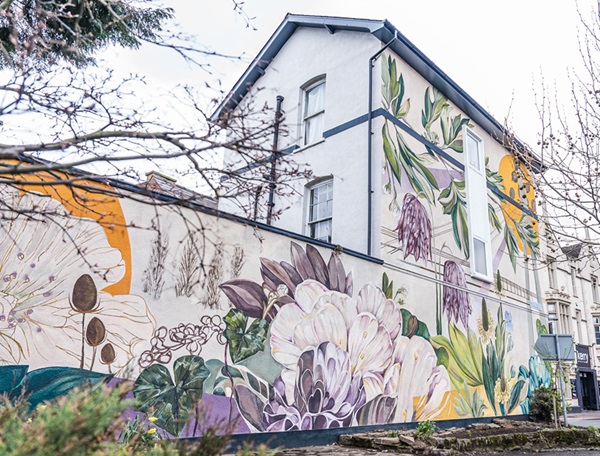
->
[302, 78, 326, 146]
[306, 178, 333, 243]
[547, 256, 557, 289]
[464, 127, 493, 282]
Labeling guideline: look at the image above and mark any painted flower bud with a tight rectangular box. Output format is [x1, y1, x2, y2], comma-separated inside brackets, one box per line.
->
[71, 274, 98, 313]
[100, 343, 116, 364]
[405, 315, 419, 338]
[85, 317, 106, 347]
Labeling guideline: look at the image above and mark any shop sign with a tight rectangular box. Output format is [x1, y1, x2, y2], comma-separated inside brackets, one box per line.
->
[575, 344, 591, 368]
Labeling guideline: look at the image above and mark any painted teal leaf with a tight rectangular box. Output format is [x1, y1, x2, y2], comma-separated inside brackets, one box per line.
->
[15, 367, 112, 408]
[0, 365, 28, 395]
[134, 355, 209, 436]
[507, 379, 525, 413]
[224, 309, 269, 364]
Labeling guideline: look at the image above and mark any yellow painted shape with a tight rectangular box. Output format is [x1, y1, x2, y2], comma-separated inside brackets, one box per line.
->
[15, 168, 131, 295]
[497, 155, 538, 254]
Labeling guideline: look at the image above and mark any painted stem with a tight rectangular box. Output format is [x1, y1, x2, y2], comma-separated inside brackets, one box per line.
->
[80, 313, 86, 369]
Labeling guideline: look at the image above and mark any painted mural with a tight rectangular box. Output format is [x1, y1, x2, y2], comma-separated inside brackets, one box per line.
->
[0, 52, 552, 440]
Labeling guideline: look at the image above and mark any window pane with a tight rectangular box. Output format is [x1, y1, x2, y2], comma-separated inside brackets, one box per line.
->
[467, 134, 480, 170]
[305, 113, 324, 145]
[473, 238, 487, 276]
[305, 82, 325, 117]
[311, 219, 331, 242]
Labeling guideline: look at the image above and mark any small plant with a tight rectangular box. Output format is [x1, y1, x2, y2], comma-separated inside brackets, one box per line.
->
[529, 386, 561, 423]
[415, 420, 437, 440]
[386, 430, 399, 438]
[235, 442, 277, 456]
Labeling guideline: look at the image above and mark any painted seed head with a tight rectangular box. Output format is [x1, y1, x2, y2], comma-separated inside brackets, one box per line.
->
[71, 274, 98, 313]
[85, 317, 106, 347]
[100, 343, 116, 365]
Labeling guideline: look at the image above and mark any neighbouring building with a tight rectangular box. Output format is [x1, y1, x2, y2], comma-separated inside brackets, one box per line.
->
[544, 239, 600, 411]
[0, 14, 560, 443]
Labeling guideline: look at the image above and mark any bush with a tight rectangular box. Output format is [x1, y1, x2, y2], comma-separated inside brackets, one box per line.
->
[529, 386, 560, 422]
[0, 384, 273, 455]
[415, 420, 437, 440]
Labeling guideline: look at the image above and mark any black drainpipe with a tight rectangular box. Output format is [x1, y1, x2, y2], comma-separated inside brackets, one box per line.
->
[266, 95, 284, 225]
[367, 31, 397, 256]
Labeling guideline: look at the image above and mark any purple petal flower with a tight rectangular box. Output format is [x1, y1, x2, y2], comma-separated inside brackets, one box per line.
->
[396, 194, 432, 263]
[219, 279, 267, 319]
[262, 342, 366, 431]
[442, 260, 471, 327]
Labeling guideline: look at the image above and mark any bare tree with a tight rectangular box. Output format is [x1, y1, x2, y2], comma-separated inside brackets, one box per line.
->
[511, 4, 600, 263]
[0, 0, 309, 225]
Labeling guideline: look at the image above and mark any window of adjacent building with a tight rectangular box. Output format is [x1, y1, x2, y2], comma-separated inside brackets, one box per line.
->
[592, 275, 599, 304]
[576, 310, 584, 344]
[303, 79, 325, 145]
[307, 178, 333, 243]
[571, 266, 578, 297]
[547, 257, 557, 289]
[594, 317, 600, 344]
[559, 302, 571, 334]
[464, 127, 492, 281]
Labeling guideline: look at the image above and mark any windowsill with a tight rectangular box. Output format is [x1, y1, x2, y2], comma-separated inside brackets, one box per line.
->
[295, 138, 325, 153]
[470, 271, 493, 284]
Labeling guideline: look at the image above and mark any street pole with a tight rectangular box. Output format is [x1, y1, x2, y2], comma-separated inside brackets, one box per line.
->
[554, 333, 569, 426]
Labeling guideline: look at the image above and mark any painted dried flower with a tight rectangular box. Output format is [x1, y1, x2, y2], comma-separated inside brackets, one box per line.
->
[396, 194, 432, 263]
[442, 261, 471, 328]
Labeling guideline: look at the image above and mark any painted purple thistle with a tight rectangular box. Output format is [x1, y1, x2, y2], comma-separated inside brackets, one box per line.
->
[442, 260, 471, 328]
[396, 194, 432, 263]
[262, 342, 366, 431]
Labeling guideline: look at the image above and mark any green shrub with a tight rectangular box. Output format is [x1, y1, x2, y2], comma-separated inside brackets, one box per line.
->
[529, 386, 560, 422]
[415, 420, 437, 440]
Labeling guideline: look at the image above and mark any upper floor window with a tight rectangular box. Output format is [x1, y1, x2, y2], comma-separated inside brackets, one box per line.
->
[547, 257, 557, 289]
[307, 178, 333, 243]
[303, 79, 325, 145]
[464, 127, 492, 281]
[592, 275, 599, 304]
[571, 266, 578, 297]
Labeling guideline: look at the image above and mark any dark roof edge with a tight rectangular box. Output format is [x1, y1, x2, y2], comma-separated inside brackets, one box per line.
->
[210, 14, 540, 169]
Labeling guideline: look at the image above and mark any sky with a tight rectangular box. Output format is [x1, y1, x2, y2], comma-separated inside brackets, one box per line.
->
[106, 0, 598, 147]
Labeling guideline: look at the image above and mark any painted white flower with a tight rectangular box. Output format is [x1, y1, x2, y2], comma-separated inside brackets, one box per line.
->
[0, 187, 155, 372]
[269, 279, 450, 421]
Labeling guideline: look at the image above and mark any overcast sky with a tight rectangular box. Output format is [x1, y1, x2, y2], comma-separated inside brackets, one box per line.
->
[103, 0, 599, 146]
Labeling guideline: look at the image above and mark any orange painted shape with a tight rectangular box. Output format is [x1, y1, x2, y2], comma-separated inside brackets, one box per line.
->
[497, 155, 538, 254]
[16, 169, 131, 295]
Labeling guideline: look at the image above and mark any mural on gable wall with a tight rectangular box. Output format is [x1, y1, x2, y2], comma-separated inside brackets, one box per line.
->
[0, 55, 552, 437]
[379, 54, 549, 419]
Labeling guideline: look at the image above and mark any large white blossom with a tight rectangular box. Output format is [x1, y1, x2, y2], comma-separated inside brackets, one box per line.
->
[0, 187, 154, 372]
[269, 280, 450, 422]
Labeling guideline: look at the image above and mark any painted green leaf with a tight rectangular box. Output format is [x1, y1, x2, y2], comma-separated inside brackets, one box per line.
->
[395, 130, 439, 203]
[134, 355, 209, 436]
[224, 309, 269, 364]
[0, 365, 28, 395]
[482, 343, 499, 414]
[515, 214, 540, 258]
[536, 319, 548, 336]
[431, 325, 483, 388]
[14, 367, 112, 408]
[422, 87, 448, 129]
[504, 224, 519, 271]
[382, 272, 394, 300]
[438, 179, 470, 258]
[488, 203, 502, 233]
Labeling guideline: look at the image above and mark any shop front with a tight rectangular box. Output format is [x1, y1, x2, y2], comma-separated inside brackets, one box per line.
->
[574, 344, 599, 411]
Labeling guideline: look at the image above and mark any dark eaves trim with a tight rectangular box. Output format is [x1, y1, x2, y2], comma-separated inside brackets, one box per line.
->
[209, 14, 542, 171]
